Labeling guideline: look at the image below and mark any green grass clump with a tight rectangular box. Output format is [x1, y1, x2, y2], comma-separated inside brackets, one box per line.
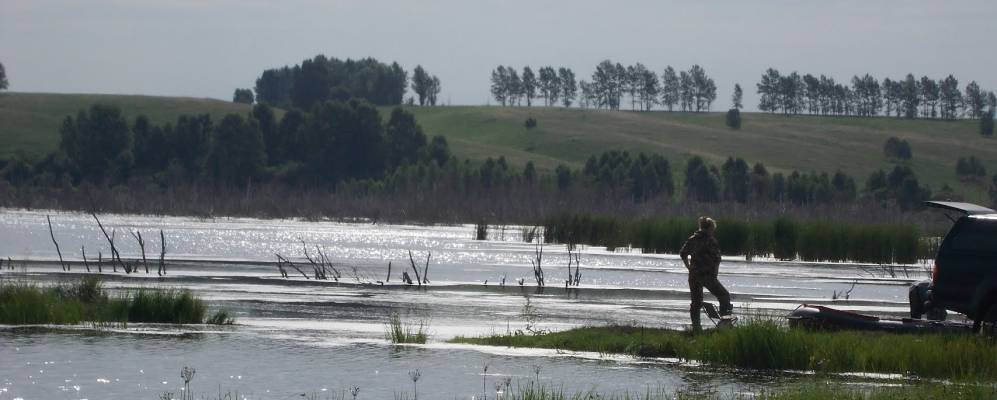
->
[544, 214, 923, 264]
[0, 276, 220, 325]
[206, 310, 235, 325]
[451, 321, 997, 381]
[385, 313, 428, 344]
[127, 288, 206, 324]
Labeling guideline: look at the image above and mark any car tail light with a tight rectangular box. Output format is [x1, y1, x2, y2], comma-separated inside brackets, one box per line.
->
[931, 262, 939, 282]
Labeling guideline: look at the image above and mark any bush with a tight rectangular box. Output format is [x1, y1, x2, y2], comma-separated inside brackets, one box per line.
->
[725, 108, 741, 129]
[883, 137, 912, 160]
[956, 156, 987, 181]
[524, 116, 537, 129]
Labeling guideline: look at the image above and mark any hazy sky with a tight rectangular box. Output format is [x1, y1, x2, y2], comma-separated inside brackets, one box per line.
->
[2, 0, 995, 110]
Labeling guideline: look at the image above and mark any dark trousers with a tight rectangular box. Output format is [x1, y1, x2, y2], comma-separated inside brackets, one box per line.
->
[689, 273, 732, 328]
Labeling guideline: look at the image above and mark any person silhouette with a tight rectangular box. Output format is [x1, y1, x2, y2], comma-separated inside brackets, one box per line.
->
[679, 216, 733, 330]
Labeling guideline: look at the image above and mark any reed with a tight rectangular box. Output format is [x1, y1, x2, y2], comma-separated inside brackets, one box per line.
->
[543, 214, 924, 264]
[385, 313, 428, 344]
[451, 321, 997, 381]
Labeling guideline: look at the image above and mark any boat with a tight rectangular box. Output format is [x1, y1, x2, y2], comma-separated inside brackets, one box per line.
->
[786, 304, 973, 334]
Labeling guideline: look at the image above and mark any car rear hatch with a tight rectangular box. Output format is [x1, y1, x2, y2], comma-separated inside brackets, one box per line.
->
[924, 201, 996, 215]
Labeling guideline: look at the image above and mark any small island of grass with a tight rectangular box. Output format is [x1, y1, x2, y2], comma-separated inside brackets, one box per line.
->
[0, 275, 232, 325]
[451, 321, 997, 382]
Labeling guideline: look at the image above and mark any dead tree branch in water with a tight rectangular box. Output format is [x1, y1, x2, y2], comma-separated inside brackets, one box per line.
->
[130, 230, 149, 274]
[275, 253, 310, 279]
[299, 240, 327, 280]
[158, 230, 167, 276]
[82, 245, 91, 272]
[386, 261, 392, 283]
[92, 213, 127, 273]
[316, 246, 341, 281]
[531, 240, 545, 287]
[275, 255, 288, 278]
[97, 252, 103, 273]
[408, 250, 422, 287]
[422, 252, 431, 284]
[47, 215, 69, 271]
[572, 248, 581, 286]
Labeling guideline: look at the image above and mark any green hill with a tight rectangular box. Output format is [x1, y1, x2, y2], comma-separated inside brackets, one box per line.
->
[0, 92, 256, 160]
[1, 92, 993, 202]
[403, 105, 996, 201]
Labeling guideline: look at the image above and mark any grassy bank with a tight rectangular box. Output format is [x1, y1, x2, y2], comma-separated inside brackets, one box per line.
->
[544, 214, 926, 264]
[0, 275, 227, 325]
[451, 321, 997, 381]
[496, 383, 996, 400]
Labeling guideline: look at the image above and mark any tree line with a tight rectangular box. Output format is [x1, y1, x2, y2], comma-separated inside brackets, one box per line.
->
[248, 55, 441, 111]
[490, 65, 577, 107]
[490, 61, 718, 112]
[757, 68, 996, 120]
[5, 100, 449, 189]
[485, 62, 996, 123]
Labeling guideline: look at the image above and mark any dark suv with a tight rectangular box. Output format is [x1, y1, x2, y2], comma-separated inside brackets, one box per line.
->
[912, 201, 997, 333]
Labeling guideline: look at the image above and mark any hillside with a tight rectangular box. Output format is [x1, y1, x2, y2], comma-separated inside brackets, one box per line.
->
[404, 106, 996, 201]
[0, 92, 993, 201]
[0, 92, 256, 160]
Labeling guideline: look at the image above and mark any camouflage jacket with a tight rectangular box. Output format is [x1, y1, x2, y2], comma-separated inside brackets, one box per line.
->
[679, 230, 721, 277]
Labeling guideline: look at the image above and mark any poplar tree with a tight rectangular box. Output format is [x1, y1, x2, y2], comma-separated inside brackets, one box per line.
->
[732, 83, 743, 110]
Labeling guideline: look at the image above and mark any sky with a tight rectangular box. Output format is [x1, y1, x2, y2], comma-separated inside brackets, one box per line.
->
[2, 0, 995, 111]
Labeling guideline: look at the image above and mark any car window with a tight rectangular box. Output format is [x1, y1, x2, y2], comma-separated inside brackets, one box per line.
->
[949, 222, 997, 253]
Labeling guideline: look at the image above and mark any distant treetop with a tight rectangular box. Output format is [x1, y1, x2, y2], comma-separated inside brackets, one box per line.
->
[254, 55, 408, 110]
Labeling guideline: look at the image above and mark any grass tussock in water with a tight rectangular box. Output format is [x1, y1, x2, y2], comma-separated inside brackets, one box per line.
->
[544, 214, 925, 264]
[451, 320, 997, 381]
[0, 275, 230, 325]
[385, 313, 428, 344]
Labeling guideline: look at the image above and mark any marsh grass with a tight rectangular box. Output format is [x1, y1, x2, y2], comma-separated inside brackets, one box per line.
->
[386, 313, 428, 344]
[544, 214, 924, 264]
[206, 309, 235, 325]
[0, 276, 218, 325]
[451, 320, 997, 381]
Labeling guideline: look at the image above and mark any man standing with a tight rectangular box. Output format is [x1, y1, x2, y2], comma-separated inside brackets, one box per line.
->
[680, 216, 733, 330]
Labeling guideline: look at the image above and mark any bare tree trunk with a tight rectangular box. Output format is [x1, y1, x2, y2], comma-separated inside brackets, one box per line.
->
[159, 230, 166, 276]
[82, 245, 91, 272]
[47, 215, 68, 271]
[92, 213, 126, 272]
[408, 250, 422, 287]
[131, 231, 149, 274]
[422, 252, 431, 284]
[276, 253, 309, 279]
